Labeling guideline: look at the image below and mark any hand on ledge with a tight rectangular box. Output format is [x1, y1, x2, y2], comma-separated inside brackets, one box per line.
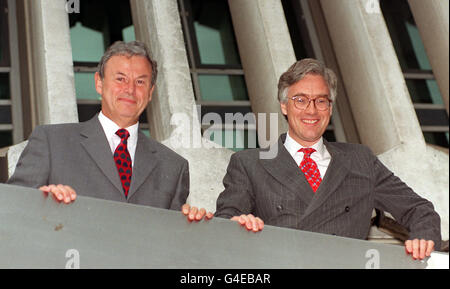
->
[39, 184, 77, 204]
[405, 239, 434, 260]
[231, 214, 264, 233]
[182, 204, 214, 222]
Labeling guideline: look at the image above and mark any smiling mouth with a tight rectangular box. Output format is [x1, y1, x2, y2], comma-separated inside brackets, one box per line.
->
[302, 119, 319, 124]
[118, 97, 136, 104]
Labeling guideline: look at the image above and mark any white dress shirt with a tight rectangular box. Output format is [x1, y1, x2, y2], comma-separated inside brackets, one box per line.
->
[283, 132, 332, 179]
[98, 111, 139, 167]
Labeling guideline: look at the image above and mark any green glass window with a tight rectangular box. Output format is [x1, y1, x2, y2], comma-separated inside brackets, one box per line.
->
[198, 74, 248, 102]
[381, 0, 448, 148]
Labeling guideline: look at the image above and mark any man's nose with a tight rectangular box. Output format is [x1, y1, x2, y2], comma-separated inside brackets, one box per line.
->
[126, 82, 136, 95]
[304, 99, 318, 113]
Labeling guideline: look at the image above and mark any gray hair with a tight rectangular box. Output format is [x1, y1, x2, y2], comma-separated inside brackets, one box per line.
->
[277, 58, 337, 103]
[97, 41, 158, 87]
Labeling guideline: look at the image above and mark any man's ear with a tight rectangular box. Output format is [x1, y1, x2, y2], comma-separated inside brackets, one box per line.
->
[148, 84, 155, 103]
[94, 72, 103, 96]
[280, 101, 288, 116]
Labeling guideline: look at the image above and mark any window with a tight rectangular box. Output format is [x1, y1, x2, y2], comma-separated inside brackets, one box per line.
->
[178, 0, 257, 151]
[69, 0, 149, 134]
[0, 0, 22, 148]
[381, 0, 449, 148]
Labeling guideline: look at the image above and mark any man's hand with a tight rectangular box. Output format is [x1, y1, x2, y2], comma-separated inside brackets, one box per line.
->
[231, 214, 264, 232]
[39, 184, 77, 204]
[182, 204, 214, 222]
[405, 239, 435, 260]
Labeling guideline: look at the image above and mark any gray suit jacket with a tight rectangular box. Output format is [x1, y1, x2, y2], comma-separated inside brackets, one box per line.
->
[7, 115, 189, 211]
[215, 134, 441, 247]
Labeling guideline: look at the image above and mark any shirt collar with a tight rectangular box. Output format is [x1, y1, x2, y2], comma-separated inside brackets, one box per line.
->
[98, 111, 139, 141]
[284, 132, 326, 158]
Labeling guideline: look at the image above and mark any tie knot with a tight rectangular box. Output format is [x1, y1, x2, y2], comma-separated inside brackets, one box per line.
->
[299, 148, 316, 158]
[116, 129, 130, 140]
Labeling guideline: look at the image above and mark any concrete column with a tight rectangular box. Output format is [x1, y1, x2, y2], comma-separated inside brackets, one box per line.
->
[130, 0, 233, 212]
[320, 0, 448, 239]
[228, 0, 292, 145]
[130, 0, 200, 142]
[27, 0, 78, 125]
[408, 0, 449, 114]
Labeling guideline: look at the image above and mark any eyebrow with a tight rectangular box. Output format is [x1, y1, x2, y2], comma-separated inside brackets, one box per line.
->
[294, 93, 330, 98]
[115, 72, 150, 79]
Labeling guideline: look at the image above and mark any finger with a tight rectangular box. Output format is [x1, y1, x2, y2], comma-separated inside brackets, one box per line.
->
[250, 215, 259, 232]
[39, 186, 50, 197]
[405, 240, 413, 254]
[57, 185, 72, 204]
[425, 240, 435, 257]
[246, 214, 256, 231]
[196, 208, 206, 221]
[65, 185, 77, 201]
[189, 207, 198, 221]
[412, 239, 420, 259]
[237, 214, 246, 226]
[230, 216, 240, 222]
[48, 185, 64, 202]
[205, 212, 214, 220]
[419, 239, 427, 260]
[256, 217, 264, 231]
[181, 204, 190, 215]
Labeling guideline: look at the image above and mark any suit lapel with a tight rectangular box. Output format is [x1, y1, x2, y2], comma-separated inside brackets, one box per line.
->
[80, 116, 124, 194]
[127, 130, 158, 200]
[301, 141, 351, 220]
[259, 135, 314, 205]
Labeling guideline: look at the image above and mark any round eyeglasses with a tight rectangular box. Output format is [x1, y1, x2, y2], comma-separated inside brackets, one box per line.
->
[289, 95, 332, 111]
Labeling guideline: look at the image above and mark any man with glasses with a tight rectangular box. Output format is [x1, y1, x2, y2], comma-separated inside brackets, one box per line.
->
[186, 58, 441, 260]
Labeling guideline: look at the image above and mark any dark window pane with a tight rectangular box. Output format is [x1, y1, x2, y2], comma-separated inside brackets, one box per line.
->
[281, 0, 315, 60]
[415, 109, 449, 127]
[423, 132, 449, 148]
[0, 73, 9, 100]
[69, 0, 133, 63]
[0, 104, 11, 123]
[0, 130, 12, 148]
[198, 74, 249, 101]
[406, 79, 443, 105]
[0, 0, 10, 67]
[380, 0, 431, 71]
[190, 0, 241, 66]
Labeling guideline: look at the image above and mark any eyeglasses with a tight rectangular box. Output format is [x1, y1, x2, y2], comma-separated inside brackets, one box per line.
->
[289, 95, 332, 111]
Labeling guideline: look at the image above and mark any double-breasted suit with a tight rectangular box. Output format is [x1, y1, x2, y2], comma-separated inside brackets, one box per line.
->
[8, 115, 189, 210]
[215, 134, 441, 247]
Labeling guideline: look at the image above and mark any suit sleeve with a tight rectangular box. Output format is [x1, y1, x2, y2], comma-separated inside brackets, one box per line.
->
[7, 126, 50, 188]
[215, 153, 255, 219]
[372, 153, 441, 249]
[169, 159, 190, 211]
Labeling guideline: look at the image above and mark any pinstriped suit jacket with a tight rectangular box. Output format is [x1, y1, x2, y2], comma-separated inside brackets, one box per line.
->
[7, 115, 189, 211]
[215, 134, 441, 247]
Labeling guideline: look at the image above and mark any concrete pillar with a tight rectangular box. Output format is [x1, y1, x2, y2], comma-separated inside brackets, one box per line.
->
[228, 0, 292, 145]
[130, 0, 233, 213]
[408, 0, 449, 114]
[320, 0, 448, 239]
[26, 0, 78, 125]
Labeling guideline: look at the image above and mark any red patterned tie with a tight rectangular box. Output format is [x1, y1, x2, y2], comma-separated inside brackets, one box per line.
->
[114, 129, 132, 197]
[299, 148, 322, 193]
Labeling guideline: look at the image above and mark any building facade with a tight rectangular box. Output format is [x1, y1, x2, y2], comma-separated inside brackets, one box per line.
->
[0, 0, 448, 242]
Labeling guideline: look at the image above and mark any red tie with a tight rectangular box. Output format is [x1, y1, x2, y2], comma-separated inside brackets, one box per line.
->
[299, 148, 322, 193]
[114, 129, 132, 197]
